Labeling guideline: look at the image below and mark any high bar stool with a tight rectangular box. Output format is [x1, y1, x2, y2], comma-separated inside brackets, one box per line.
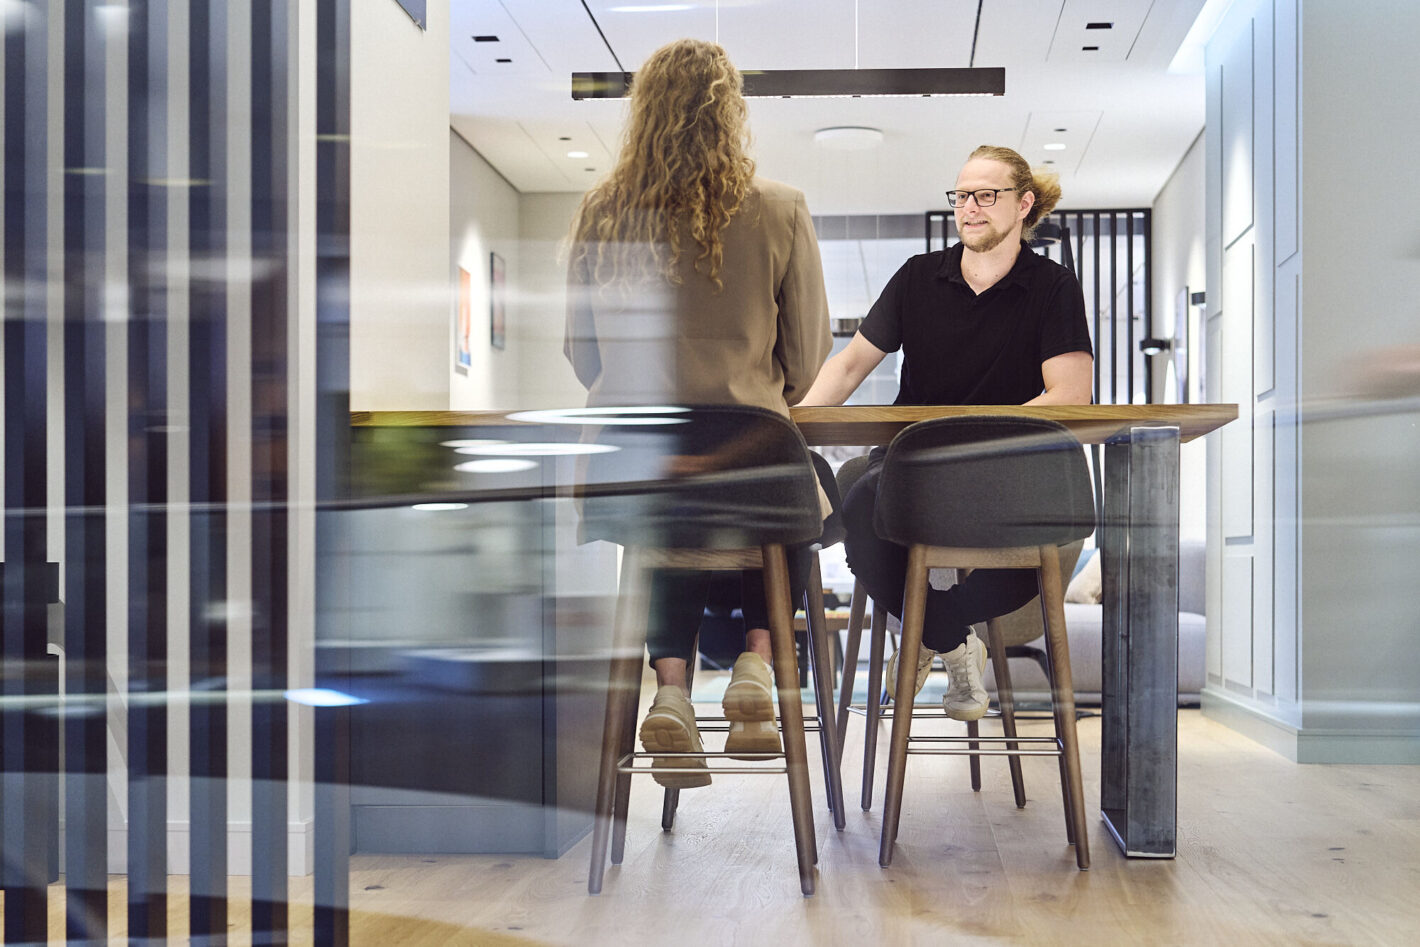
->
[836, 532, 1085, 809]
[580, 405, 826, 896]
[834, 454, 1002, 813]
[658, 451, 848, 835]
[872, 416, 1096, 870]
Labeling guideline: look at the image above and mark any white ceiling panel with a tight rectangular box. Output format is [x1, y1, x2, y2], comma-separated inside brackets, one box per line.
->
[450, 0, 1209, 211]
[1020, 110, 1102, 177]
[1047, 0, 1151, 63]
[857, 0, 978, 69]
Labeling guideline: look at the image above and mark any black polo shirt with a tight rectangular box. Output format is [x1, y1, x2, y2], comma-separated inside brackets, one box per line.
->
[858, 240, 1093, 406]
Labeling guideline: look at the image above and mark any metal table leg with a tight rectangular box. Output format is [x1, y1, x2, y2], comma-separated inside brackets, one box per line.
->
[1100, 425, 1180, 858]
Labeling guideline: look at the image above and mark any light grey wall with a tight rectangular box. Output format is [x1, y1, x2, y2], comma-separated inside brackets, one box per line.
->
[516, 192, 587, 410]
[449, 132, 521, 410]
[1150, 133, 1208, 542]
[348, 0, 450, 411]
[1202, 0, 1420, 762]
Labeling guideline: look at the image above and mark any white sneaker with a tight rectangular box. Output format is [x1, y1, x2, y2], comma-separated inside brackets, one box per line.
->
[723, 652, 781, 759]
[885, 642, 938, 701]
[941, 632, 989, 721]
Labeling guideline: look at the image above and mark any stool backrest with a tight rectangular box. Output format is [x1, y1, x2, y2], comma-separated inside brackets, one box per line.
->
[874, 416, 1095, 549]
[579, 405, 823, 550]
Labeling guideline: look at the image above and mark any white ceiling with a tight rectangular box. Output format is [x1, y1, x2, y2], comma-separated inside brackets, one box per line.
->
[450, 0, 1208, 215]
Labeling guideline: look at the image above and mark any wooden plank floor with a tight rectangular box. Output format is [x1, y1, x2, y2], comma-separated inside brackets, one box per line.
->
[13, 707, 1419, 945]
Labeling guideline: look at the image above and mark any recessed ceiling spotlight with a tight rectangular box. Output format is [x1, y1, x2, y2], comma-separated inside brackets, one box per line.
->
[1082, 45, 1099, 51]
[1053, 127, 1068, 132]
[567, 150, 589, 158]
[813, 126, 885, 151]
[1043, 142, 1067, 151]
[559, 136, 571, 141]
[496, 58, 512, 63]
[473, 35, 499, 42]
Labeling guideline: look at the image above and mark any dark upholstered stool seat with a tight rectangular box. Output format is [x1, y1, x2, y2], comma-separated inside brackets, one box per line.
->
[869, 416, 1096, 871]
[580, 406, 829, 896]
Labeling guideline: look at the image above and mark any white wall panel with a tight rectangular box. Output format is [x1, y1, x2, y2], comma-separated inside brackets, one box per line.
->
[1273, 0, 1299, 265]
[1252, 408, 1274, 695]
[1250, 1, 1275, 399]
[1219, 17, 1254, 248]
[1221, 235, 1254, 537]
[1221, 552, 1254, 690]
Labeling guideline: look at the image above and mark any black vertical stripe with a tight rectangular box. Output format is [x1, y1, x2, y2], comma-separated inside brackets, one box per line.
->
[63, 1, 109, 941]
[250, 0, 291, 939]
[190, 0, 230, 942]
[1093, 213, 1106, 403]
[1141, 212, 1154, 405]
[2, 2, 53, 940]
[1126, 213, 1136, 403]
[1108, 212, 1118, 403]
[314, 0, 352, 938]
[127, 0, 170, 939]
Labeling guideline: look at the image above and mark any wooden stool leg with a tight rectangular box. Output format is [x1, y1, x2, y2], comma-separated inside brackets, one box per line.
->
[1036, 585, 1076, 846]
[805, 559, 847, 831]
[835, 581, 867, 751]
[861, 601, 887, 810]
[590, 553, 650, 893]
[880, 546, 929, 867]
[986, 618, 1027, 808]
[1039, 546, 1090, 870]
[658, 635, 700, 833]
[764, 544, 818, 895]
[611, 687, 637, 864]
[967, 719, 981, 791]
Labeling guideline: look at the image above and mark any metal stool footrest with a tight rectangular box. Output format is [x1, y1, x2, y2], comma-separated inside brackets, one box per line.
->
[617, 750, 789, 776]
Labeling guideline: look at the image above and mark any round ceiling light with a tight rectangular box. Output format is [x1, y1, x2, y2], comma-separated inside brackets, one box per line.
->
[812, 126, 885, 151]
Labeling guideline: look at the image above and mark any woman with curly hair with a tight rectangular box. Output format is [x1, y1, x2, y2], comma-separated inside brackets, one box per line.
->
[565, 38, 831, 788]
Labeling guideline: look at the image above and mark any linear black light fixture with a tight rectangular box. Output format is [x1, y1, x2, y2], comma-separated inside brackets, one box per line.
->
[572, 67, 1005, 100]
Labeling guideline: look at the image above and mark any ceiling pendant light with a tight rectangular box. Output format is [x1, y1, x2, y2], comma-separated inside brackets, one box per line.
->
[573, 0, 1004, 100]
[573, 67, 1004, 100]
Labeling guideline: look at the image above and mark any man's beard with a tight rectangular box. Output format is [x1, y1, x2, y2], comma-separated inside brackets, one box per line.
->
[960, 222, 1010, 253]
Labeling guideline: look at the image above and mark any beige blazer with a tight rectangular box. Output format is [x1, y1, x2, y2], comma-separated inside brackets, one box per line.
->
[565, 177, 832, 419]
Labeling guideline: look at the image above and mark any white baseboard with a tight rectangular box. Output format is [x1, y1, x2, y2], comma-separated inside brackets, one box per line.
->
[67, 819, 315, 876]
[1202, 689, 1420, 763]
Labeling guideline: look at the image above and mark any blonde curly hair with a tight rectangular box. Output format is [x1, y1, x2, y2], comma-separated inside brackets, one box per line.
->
[571, 39, 756, 292]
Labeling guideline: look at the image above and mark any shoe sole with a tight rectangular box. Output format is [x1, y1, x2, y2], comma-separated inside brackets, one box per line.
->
[724, 719, 782, 760]
[639, 710, 711, 789]
[885, 652, 934, 701]
[942, 701, 989, 722]
[722, 677, 775, 723]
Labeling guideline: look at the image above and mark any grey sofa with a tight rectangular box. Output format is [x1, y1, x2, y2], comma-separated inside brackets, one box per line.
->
[980, 539, 1207, 706]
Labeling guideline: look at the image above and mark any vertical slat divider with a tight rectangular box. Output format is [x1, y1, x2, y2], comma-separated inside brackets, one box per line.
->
[126, 0, 171, 939]
[63, 0, 109, 941]
[314, 0, 353, 940]
[2, 0, 54, 939]
[250, 0, 290, 939]
[190, 0, 230, 941]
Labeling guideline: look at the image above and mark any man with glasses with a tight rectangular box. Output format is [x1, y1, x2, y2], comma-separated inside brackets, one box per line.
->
[801, 144, 1093, 721]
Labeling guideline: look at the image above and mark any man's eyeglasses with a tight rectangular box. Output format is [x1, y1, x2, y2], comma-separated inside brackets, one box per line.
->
[945, 187, 1017, 208]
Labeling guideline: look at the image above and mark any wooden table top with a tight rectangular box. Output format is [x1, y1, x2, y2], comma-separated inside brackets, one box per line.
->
[352, 403, 1237, 446]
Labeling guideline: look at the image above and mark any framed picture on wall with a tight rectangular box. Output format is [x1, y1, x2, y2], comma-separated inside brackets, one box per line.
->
[455, 266, 472, 375]
[490, 252, 506, 350]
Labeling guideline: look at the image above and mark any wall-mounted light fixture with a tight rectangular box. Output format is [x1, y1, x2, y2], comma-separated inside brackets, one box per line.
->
[572, 67, 1005, 100]
[1139, 338, 1173, 356]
